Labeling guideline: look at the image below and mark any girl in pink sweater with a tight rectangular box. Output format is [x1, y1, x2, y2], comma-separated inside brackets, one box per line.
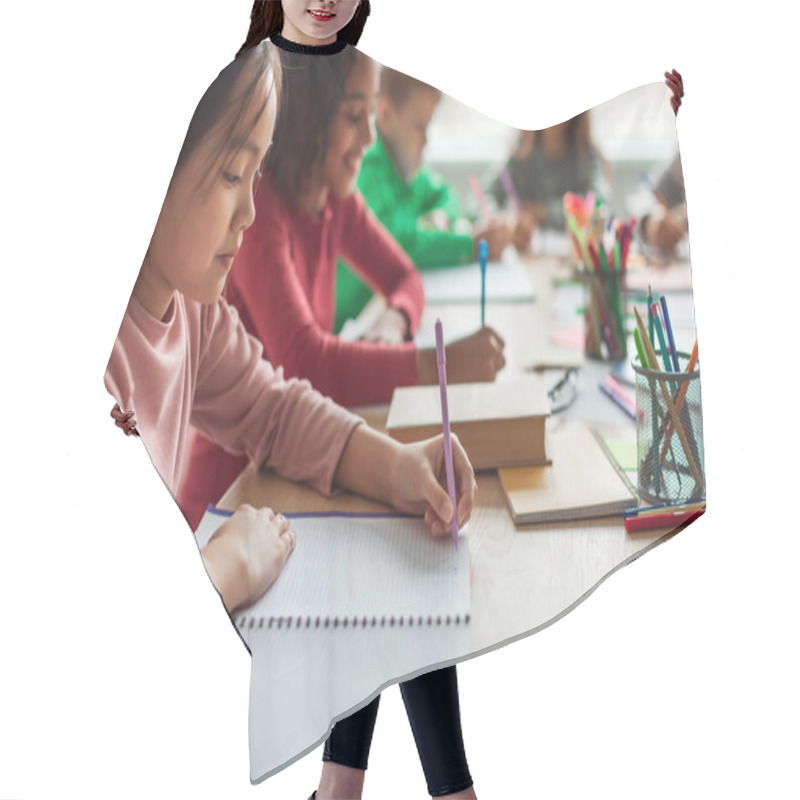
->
[179, 34, 505, 534]
[104, 38, 476, 618]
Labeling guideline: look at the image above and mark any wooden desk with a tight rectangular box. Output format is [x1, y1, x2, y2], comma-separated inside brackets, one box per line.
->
[220, 255, 693, 653]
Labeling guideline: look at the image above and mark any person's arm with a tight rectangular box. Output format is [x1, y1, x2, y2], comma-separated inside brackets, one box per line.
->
[190, 298, 364, 495]
[338, 190, 427, 332]
[333, 424, 478, 537]
[192, 300, 477, 539]
[415, 168, 461, 224]
[655, 155, 686, 208]
[359, 168, 473, 270]
[641, 156, 688, 247]
[226, 199, 419, 408]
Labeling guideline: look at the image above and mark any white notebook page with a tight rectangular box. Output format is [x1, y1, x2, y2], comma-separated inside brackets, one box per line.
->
[195, 509, 470, 626]
[421, 246, 535, 303]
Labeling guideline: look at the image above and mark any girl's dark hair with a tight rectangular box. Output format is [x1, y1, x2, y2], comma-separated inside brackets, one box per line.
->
[513, 111, 595, 161]
[237, 1, 371, 58]
[174, 40, 281, 192]
[264, 46, 362, 203]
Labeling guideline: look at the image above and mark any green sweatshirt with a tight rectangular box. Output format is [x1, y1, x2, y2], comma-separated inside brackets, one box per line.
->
[334, 133, 474, 332]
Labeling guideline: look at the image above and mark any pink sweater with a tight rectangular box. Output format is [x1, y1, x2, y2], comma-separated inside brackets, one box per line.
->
[105, 292, 361, 522]
[178, 177, 425, 529]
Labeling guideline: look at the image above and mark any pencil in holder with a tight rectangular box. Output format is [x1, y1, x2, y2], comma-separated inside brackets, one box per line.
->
[582, 267, 627, 363]
[633, 352, 705, 506]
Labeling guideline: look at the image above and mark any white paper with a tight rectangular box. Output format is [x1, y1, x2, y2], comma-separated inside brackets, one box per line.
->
[194, 508, 473, 781]
[421, 246, 535, 303]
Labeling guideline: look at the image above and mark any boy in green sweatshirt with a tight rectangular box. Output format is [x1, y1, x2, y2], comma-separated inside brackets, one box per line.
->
[334, 67, 509, 332]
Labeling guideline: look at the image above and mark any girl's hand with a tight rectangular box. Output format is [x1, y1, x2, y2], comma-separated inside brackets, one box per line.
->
[200, 504, 296, 614]
[390, 435, 478, 537]
[644, 203, 688, 249]
[418, 326, 506, 385]
[110, 403, 139, 437]
[361, 306, 410, 345]
[473, 219, 511, 261]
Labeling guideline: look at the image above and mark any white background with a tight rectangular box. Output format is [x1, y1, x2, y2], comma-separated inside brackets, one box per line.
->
[1, 1, 796, 798]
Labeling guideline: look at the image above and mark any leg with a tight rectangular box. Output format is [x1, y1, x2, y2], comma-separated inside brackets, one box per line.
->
[316, 695, 381, 800]
[399, 666, 475, 798]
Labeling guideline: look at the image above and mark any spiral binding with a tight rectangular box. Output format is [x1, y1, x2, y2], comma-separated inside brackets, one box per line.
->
[237, 613, 471, 631]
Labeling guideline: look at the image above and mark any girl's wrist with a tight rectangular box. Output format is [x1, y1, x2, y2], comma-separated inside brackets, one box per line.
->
[385, 441, 406, 509]
[201, 540, 244, 614]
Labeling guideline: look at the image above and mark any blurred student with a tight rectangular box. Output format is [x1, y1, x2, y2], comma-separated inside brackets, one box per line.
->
[640, 154, 688, 250]
[335, 66, 510, 328]
[491, 113, 610, 251]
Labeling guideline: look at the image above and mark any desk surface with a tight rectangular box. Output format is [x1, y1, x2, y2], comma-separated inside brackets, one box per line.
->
[219, 255, 696, 653]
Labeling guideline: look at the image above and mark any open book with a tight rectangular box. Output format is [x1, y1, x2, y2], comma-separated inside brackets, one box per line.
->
[195, 508, 471, 632]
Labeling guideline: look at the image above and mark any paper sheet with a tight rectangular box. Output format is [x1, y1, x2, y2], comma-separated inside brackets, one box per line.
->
[421, 246, 535, 303]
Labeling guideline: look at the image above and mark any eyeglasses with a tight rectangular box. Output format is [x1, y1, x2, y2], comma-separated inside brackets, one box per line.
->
[547, 368, 579, 414]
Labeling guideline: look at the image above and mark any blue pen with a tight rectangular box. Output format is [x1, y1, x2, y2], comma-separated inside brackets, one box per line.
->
[650, 304, 673, 374]
[659, 294, 680, 371]
[479, 238, 488, 327]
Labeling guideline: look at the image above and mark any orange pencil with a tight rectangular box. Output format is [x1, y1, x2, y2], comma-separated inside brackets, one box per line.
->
[660, 339, 699, 463]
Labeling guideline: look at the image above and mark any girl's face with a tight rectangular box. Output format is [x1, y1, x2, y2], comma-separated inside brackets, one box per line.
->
[141, 73, 277, 316]
[281, 0, 361, 46]
[322, 56, 376, 199]
[378, 88, 440, 183]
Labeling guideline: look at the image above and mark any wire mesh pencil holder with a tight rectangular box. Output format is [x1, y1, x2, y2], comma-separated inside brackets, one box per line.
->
[633, 352, 705, 505]
[582, 268, 627, 363]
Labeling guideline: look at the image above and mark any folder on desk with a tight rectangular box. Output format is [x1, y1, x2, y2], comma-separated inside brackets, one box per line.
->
[386, 376, 551, 470]
[499, 424, 637, 524]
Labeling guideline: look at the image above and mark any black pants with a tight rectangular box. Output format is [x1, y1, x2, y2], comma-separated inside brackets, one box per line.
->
[323, 665, 472, 797]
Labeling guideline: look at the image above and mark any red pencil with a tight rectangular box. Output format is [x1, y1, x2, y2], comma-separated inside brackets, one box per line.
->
[620, 218, 636, 270]
[625, 508, 704, 533]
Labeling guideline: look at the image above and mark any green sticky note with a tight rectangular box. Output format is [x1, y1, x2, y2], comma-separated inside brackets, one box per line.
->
[605, 439, 638, 472]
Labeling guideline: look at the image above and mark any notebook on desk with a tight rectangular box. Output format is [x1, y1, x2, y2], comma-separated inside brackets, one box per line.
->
[194, 507, 471, 632]
[421, 246, 535, 303]
[499, 424, 637, 524]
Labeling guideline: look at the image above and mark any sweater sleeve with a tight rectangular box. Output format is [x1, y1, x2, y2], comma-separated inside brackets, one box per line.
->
[190, 299, 362, 496]
[338, 191, 428, 323]
[416, 168, 461, 222]
[229, 198, 420, 409]
[655, 155, 686, 208]
[362, 171, 473, 271]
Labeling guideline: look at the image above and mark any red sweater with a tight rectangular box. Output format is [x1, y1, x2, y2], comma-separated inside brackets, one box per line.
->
[178, 176, 425, 529]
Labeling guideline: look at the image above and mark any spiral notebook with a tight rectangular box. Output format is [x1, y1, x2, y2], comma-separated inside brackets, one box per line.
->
[194, 507, 471, 633]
